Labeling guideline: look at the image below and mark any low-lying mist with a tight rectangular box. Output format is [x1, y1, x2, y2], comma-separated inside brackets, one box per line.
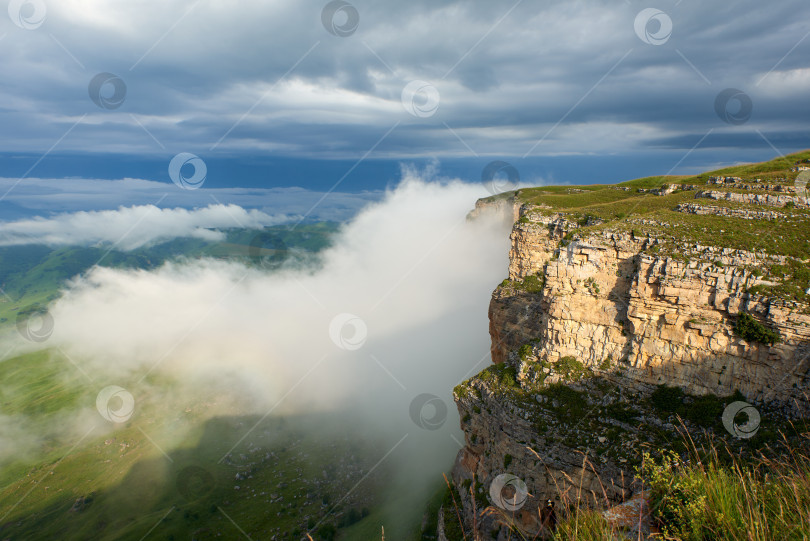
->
[3, 170, 513, 533]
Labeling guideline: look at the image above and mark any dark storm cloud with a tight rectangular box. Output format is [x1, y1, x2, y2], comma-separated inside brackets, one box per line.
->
[0, 0, 808, 161]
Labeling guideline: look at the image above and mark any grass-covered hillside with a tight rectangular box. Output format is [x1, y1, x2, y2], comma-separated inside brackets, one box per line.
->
[0, 220, 444, 541]
[0, 222, 339, 328]
[0, 349, 411, 541]
[487, 150, 810, 303]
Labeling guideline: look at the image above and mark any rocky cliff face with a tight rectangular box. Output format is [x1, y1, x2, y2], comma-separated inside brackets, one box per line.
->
[497, 209, 810, 402]
[466, 192, 521, 224]
[448, 191, 810, 539]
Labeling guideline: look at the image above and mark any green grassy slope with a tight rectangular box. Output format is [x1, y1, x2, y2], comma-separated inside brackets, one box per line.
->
[0, 349, 397, 540]
[502, 150, 810, 303]
[0, 223, 340, 327]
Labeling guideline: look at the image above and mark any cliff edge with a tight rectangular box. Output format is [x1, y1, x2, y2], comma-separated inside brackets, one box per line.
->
[448, 153, 810, 539]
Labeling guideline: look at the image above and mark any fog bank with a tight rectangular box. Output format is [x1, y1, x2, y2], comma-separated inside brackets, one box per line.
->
[5, 170, 513, 533]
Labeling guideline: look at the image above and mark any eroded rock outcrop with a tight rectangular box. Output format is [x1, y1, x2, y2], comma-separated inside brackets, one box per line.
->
[450, 199, 810, 539]
[496, 211, 810, 402]
[467, 193, 521, 224]
[696, 189, 808, 208]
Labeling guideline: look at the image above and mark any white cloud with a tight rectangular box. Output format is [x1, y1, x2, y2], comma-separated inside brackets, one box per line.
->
[0, 174, 513, 519]
[42, 176, 511, 403]
[0, 204, 287, 249]
[0, 176, 384, 222]
[756, 67, 810, 97]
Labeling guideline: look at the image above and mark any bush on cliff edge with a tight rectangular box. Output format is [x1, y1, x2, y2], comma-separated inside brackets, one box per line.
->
[733, 312, 781, 346]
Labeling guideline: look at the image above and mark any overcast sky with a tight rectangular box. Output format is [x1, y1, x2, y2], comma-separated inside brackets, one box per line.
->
[1, 0, 808, 217]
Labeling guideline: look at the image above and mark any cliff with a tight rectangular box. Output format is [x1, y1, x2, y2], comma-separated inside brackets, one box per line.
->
[447, 153, 810, 539]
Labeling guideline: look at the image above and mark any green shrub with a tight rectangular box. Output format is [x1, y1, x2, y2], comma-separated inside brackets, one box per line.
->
[316, 523, 337, 540]
[541, 384, 588, 423]
[642, 451, 708, 539]
[684, 394, 724, 427]
[480, 363, 518, 389]
[734, 312, 781, 345]
[605, 402, 638, 423]
[651, 385, 685, 413]
[499, 365, 518, 387]
[521, 274, 545, 293]
[556, 356, 586, 380]
[503, 454, 512, 469]
[651, 386, 734, 429]
[501, 273, 545, 293]
[640, 443, 810, 540]
[453, 383, 469, 399]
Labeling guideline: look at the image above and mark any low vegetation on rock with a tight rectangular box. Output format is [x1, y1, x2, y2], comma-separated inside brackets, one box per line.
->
[733, 311, 781, 345]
